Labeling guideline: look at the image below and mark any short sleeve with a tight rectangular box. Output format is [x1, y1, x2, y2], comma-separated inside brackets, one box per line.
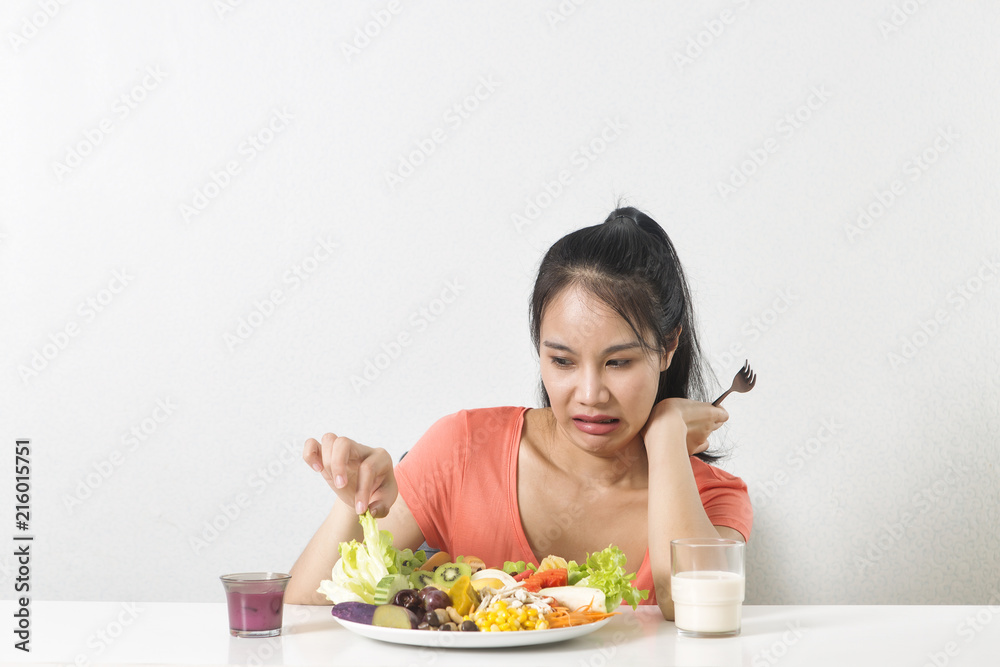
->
[690, 458, 753, 542]
[394, 411, 470, 551]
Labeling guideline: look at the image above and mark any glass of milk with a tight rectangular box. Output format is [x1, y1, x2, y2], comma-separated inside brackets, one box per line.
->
[670, 538, 745, 638]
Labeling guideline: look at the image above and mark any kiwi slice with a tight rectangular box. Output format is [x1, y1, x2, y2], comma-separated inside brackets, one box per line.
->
[373, 574, 410, 606]
[432, 561, 472, 588]
[409, 570, 435, 589]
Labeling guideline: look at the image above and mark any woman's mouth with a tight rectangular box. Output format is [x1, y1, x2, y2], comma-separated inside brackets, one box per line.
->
[572, 414, 621, 435]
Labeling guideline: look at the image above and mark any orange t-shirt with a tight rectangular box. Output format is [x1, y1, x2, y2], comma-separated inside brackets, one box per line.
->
[394, 406, 752, 605]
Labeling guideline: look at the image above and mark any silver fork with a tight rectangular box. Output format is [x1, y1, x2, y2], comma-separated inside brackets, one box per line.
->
[712, 360, 756, 406]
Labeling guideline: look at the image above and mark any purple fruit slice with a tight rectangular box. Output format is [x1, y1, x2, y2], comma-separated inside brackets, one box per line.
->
[330, 601, 377, 625]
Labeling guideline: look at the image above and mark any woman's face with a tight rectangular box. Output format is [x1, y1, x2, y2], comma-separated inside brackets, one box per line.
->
[539, 284, 672, 457]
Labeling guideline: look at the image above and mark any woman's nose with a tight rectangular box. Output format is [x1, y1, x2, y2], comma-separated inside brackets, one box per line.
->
[575, 366, 610, 405]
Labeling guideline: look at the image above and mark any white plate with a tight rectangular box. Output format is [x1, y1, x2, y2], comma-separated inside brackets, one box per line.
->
[332, 616, 612, 649]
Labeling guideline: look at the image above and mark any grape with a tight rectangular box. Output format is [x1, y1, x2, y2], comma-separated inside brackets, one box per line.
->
[393, 589, 424, 615]
[418, 586, 452, 612]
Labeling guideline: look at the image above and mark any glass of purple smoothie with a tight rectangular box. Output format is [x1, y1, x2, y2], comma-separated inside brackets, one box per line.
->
[220, 572, 291, 638]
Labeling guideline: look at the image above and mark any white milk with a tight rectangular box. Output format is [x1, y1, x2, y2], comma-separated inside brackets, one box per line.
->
[671, 570, 745, 634]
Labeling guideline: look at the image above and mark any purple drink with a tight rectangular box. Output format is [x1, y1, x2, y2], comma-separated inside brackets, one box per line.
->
[227, 589, 284, 633]
[220, 572, 291, 638]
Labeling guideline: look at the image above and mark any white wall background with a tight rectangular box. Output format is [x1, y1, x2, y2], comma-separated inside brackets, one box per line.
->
[2, 0, 998, 606]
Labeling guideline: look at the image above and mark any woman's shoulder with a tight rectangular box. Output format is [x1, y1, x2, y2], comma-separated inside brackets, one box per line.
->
[423, 406, 528, 439]
[438, 405, 528, 424]
[456, 405, 528, 420]
[689, 456, 748, 487]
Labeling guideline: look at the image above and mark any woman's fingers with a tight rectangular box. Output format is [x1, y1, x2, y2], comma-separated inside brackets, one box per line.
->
[304, 434, 396, 516]
[354, 452, 379, 514]
[367, 483, 395, 519]
[682, 403, 728, 455]
[690, 439, 710, 455]
[323, 433, 362, 490]
[302, 437, 325, 473]
[712, 405, 729, 426]
[355, 448, 395, 516]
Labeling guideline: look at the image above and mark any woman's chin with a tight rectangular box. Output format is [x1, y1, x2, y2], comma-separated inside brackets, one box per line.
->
[562, 420, 640, 456]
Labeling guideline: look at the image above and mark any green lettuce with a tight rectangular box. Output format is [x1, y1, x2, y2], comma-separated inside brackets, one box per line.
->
[317, 511, 424, 604]
[395, 547, 427, 576]
[569, 545, 649, 610]
[502, 560, 530, 575]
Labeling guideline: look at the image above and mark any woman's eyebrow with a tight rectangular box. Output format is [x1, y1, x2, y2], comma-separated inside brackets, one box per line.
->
[542, 340, 642, 355]
[603, 342, 642, 354]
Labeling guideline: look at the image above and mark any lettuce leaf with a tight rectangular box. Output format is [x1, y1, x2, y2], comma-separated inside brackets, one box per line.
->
[570, 545, 649, 610]
[502, 560, 529, 575]
[394, 547, 427, 576]
[317, 511, 421, 604]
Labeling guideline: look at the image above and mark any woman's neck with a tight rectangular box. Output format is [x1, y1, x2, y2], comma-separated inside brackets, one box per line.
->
[531, 407, 649, 490]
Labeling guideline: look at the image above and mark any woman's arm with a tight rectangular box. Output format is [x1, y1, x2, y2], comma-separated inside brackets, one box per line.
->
[286, 500, 363, 605]
[285, 433, 425, 605]
[643, 399, 732, 621]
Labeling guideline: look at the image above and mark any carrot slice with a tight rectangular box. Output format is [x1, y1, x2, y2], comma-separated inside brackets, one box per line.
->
[544, 603, 618, 628]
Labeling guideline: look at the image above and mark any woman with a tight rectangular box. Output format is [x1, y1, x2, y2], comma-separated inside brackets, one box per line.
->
[286, 207, 752, 621]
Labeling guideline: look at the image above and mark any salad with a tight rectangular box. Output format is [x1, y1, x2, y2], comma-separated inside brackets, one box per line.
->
[321, 512, 648, 633]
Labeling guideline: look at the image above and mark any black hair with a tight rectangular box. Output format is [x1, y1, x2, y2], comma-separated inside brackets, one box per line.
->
[529, 206, 720, 462]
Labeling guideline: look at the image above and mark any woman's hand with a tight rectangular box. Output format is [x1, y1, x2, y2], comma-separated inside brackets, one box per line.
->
[641, 398, 728, 456]
[302, 434, 397, 518]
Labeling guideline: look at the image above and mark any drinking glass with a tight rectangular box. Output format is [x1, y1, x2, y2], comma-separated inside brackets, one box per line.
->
[220, 572, 291, 638]
[670, 538, 745, 638]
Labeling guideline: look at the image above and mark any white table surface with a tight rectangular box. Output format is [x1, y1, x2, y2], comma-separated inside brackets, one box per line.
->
[2, 601, 999, 666]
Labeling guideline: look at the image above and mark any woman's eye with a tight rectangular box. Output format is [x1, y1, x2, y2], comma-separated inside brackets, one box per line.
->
[607, 359, 631, 368]
[551, 357, 572, 367]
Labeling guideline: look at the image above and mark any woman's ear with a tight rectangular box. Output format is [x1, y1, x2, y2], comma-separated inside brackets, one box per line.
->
[660, 326, 682, 371]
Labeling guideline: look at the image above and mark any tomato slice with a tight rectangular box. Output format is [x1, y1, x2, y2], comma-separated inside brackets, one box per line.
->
[521, 567, 568, 592]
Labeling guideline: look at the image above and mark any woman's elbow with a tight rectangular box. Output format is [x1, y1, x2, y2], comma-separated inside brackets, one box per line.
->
[284, 578, 327, 606]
